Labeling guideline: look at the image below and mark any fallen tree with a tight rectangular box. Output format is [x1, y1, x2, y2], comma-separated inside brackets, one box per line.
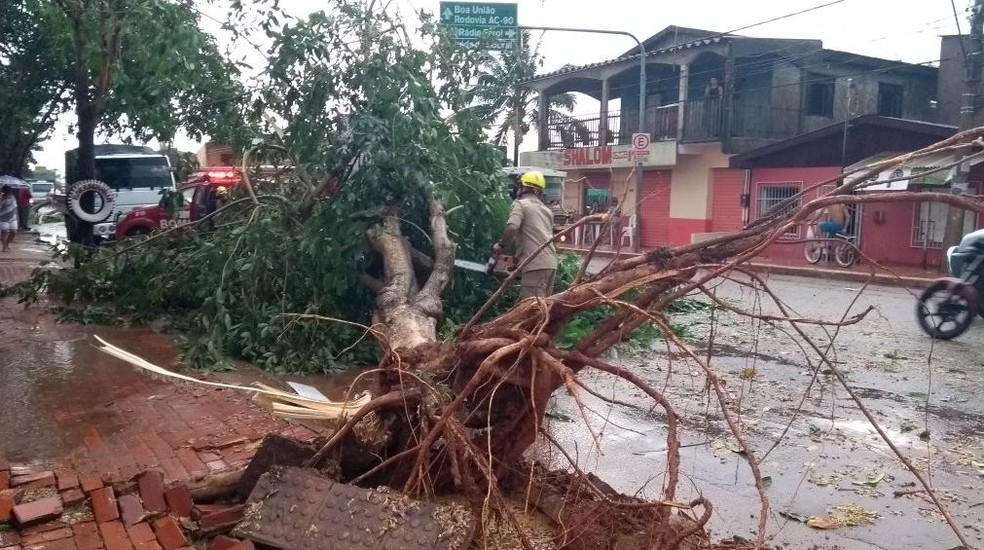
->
[13, 2, 984, 547]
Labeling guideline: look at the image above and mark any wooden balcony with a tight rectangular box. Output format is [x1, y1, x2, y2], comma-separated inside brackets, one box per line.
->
[544, 98, 802, 150]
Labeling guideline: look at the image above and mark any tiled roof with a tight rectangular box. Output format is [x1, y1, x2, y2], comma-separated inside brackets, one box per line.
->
[523, 36, 725, 83]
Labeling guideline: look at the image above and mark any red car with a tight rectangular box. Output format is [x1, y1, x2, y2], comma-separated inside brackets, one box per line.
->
[114, 167, 240, 239]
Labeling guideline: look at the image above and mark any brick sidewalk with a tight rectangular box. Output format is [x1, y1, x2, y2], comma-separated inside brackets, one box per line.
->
[1, 375, 320, 550]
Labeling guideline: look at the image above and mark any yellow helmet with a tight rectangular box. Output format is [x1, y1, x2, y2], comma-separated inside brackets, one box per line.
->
[519, 170, 545, 190]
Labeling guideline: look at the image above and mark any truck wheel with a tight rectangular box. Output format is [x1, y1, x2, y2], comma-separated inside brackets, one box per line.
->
[68, 180, 116, 223]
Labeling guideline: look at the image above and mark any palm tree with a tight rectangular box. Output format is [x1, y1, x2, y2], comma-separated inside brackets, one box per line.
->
[472, 33, 589, 165]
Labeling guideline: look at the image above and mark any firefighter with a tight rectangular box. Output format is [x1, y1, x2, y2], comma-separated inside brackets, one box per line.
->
[493, 170, 558, 299]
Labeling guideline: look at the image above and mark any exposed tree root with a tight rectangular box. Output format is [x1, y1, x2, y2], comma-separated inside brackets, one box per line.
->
[279, 129, 984, 548]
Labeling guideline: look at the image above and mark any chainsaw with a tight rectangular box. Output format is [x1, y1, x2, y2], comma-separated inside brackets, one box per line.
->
[453, 255, 516, 276]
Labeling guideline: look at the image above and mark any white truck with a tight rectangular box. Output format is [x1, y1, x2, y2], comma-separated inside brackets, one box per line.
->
[54, 145, 176, 242]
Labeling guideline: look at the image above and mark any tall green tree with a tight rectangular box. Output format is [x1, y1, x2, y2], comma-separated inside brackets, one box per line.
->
[471, 34, 587, 165]
[0, 0, 72, 177]
[52, 0, 246, 242]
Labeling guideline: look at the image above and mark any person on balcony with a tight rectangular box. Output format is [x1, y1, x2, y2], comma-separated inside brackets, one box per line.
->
[705, 77, 723, 98]
[704, 77, 725, 137]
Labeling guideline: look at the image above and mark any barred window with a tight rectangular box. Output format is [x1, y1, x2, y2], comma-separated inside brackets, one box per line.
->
[757, 183, 801, 237]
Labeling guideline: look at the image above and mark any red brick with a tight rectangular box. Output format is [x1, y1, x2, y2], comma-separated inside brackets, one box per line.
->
[206, 436, 248, 450]
[0, 457, 9, 471]
[174, 449, 207, 479]
[99, 520, 135, 550]
[162, 486, 193, 518]
[0, 531, 20, 547]
[10, 471, 55, 490]
[136, 472, 166, 513]
[72, 522, 99, 536]
[18, 520, 69, 538]
[75, 529, 105, 550]
[135, 541, 163, 550]
[61, 487, 87, 507]
[151, 516, 186, 550]
[72, 521, 103, 550]
[0, 470, 8, 490]
[0, 492, 13, 522]
[118, 493, 145, 526]
[126, 522, 156, 544]
[208, 536, 245, 550]
[12, 496, 63, 527]
[55, 469, 80, 491]
[198, 504, 246, 533]
[79, 473, 104, 493]
[196, 452, 221, 463]
[156, 459, 188, 485]
[89, 486, 119, 524]
[190, 504, 226, 521]
[41, 538, 79, 550]
[20, 525, 72, 544]
[219, 449, 255, 466]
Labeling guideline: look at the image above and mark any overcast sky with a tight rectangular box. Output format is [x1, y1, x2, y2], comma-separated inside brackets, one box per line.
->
[34, 0, 973, 175]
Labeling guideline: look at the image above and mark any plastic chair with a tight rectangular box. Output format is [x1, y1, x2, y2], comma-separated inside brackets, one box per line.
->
[620, 215, 636, 248]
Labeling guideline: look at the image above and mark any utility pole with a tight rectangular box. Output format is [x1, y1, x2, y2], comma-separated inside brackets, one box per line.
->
[941, 4, 984, 264]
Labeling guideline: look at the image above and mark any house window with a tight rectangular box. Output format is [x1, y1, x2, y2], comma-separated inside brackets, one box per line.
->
[758, 183, 801, 237]
[878, 83, 904, 117]
[912, 202, 945, 249]
[911, 202, 976, 248]
[806, 75, 835, 117]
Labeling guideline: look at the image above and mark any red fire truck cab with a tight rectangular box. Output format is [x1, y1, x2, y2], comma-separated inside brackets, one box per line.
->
[114, 167, 240, 239]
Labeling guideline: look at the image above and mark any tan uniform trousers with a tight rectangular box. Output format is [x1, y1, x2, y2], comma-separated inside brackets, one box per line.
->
[519, 269, 556, 300]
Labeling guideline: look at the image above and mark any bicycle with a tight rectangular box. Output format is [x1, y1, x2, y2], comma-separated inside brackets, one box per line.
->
[803, 224, 858, 268]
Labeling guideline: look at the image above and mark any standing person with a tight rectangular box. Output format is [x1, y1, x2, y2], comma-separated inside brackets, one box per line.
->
[0, 185, 18, 252]
[16, 185, 31, 231]
[493, 170, 559, 300]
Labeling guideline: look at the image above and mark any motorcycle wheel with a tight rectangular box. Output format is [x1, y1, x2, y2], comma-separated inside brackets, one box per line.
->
[804, 241, 823, 264]
[834, 241, 858, 268]
[916, 281, 974, 340]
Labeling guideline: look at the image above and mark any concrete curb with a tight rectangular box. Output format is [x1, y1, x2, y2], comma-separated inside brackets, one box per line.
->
[559, 246, 936, 290]
[742, 263, 934, 290]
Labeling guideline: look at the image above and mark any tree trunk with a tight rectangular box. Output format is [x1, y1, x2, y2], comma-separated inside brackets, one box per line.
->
[68, 13, 97, 246]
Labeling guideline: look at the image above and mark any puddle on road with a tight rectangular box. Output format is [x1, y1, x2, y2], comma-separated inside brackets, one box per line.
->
[0, 311, 377, 464]
[0, 326, 175, 463]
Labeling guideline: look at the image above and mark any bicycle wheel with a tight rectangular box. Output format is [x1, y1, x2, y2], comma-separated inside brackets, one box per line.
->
[834, 241, 858, 268]
[804, 240, 823, 264]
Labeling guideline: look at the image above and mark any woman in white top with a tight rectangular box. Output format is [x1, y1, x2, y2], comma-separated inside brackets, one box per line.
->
[0, 185, 18, 252]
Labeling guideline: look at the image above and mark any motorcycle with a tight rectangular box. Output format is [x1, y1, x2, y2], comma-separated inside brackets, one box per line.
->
[916, 228, 984, 339]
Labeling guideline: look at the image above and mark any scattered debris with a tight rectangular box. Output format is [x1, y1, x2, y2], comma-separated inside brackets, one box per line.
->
[94, 336, 371, 420]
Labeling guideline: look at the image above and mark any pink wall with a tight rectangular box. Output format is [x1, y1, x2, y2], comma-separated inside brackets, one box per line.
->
[710, 169, 746, 233]
[749, 167, 842, 263]
[668, 218, 711, 246]
[859, 200, 943, 268]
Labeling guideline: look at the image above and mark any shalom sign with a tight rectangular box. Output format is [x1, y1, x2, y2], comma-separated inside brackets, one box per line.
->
[521, 142, 676, 170]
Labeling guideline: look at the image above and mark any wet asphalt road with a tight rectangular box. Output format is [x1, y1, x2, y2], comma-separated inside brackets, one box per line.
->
[539, 272, 984, 550]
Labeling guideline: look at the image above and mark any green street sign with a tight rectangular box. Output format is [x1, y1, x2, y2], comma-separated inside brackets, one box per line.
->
[439, 2, 518, 50]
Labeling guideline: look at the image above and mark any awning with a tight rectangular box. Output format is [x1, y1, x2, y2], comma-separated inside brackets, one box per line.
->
[844, 151, 980, 192]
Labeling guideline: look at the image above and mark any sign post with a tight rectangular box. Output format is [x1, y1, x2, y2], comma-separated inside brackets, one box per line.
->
[631, 132, 650, 162]
[439, 2, 518, 50]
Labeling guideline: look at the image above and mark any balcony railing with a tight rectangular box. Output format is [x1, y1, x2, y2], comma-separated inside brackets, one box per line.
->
[545, 98, 803, 149]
